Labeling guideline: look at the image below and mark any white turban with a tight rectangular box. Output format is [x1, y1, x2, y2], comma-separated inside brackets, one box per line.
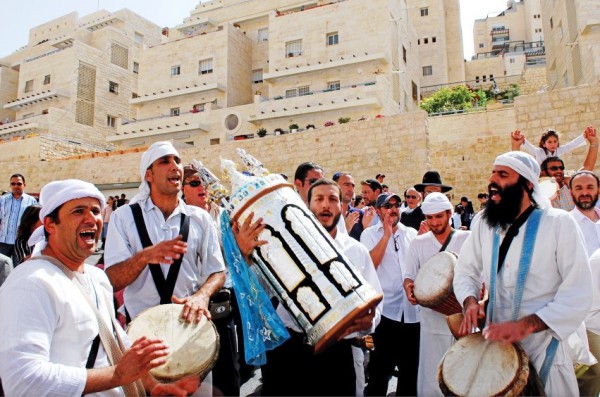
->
[129, 141, 180, 204]
[494, 151, 550, 209]
[421, 192, 453, 215]
[28, 179, 106, 251]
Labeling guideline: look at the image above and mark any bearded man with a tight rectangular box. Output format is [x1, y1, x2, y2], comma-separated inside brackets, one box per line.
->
[453, 151, 592, 396]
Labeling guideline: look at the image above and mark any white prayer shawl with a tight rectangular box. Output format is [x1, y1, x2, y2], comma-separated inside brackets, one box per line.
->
[403, 230, 470, 397]
[454, 207, 593, 396]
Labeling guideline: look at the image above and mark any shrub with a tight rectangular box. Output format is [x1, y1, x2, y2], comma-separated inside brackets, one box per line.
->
[257, 128, 267, 137]
[289, 123, 299, 130]
[338, 117, 351, 124]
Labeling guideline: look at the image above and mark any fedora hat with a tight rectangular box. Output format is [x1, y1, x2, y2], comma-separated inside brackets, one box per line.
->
[414, 170, 452, 193]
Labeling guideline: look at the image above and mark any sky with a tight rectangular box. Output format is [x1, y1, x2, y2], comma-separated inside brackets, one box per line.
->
[1, 0, 511, 60]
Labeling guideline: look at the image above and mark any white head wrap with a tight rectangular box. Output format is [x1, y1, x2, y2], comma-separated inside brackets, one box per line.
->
[28, 179, 106, 252]
[493, 151, 550, 209]
[129, 141, 180, 204]
[421, 192, 453, 215]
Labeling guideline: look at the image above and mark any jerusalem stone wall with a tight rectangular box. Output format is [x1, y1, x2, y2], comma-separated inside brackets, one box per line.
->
[1, 82, 599, 205]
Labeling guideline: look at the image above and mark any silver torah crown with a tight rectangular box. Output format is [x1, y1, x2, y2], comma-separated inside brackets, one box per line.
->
[189, 159, 229, 203]
[236, 148, 269, 176]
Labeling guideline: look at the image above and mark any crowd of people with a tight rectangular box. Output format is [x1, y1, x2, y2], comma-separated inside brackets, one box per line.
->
[0, 124, 599, 397]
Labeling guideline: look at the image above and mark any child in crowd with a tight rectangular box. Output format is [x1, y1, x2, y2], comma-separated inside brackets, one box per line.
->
[511, 126, 595, 165]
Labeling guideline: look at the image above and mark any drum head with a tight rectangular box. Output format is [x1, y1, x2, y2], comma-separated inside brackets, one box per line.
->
[539, 177, 558, 201]
[439, 333, 529, 396]
[413, 251, 457, 307]
[127, 304, 219, 381]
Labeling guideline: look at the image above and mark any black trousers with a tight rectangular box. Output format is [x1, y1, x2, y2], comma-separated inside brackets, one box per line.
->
[365, 315, 420, 396]
[261, 330, 355, 396]
[211, 292, 241, 397]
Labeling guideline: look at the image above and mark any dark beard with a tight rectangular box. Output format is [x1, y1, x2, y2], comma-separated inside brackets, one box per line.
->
[482, 181, 526, 230]
[325, 213, 342, 232]
[575, 194, 599, 210]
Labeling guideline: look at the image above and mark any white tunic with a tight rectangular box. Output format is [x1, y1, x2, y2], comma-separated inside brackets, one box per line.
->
[404, 230, 470, 397]
[0, 259, 126, 397]
[454, 209, 593, 396]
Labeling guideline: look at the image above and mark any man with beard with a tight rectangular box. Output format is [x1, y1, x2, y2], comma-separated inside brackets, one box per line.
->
[360, 179, 382, 226]
[403, 193, 470, 396]
[568, 170, 600, 397]
[261, 178, 382, 396]
[293, 161, 324, 205]
[454, 151, 592, 396]
[361, 193, 419, 396]
[333, 172, 375, 240]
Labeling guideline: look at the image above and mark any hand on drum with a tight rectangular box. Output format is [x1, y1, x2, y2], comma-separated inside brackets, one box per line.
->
[337, 304, 377, 340]
[482, 314, 546, 343]
[232, 212, 267, 262]
[458, 296, 486, 337]
[116, 337, 169, 385]
[145, 236, 187, 265]
[402, 278, 418, 305]
[150, 375, 200, 396]
[172, 294, 210, 323]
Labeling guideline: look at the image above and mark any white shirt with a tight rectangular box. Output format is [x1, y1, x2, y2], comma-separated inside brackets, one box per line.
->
[454, 208, 592, 396]
[276, 230, 383, 336]
[104, 197, 225, 320]
[0, 259, 126, 397]
[404, 230, 470, 334]
[570, 206, 600, 257]
[361, 221, 418, 323]
[586, 249, 600, 335]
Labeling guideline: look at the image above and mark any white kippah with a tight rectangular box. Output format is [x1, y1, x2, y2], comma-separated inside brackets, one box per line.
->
[130, 141, 180, 204]
[28, 179, 106, 249]
[494, 151, 550, 209]
[421, 192, 453, 215]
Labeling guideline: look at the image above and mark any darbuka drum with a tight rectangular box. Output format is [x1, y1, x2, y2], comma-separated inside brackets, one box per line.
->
[538, 177, 559, 201]
[439, 333, 529, 396]
[127, 304, 219, 381]
[413, 251, 462, 316]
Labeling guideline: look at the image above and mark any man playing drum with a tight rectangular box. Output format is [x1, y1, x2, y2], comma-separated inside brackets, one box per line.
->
[104, 142, 226, 395]
[403, 192, 470, 396]
[454, 151, 593, 396]
[0, 179, 198, 396]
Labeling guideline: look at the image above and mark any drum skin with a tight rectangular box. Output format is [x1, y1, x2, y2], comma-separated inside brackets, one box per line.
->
[413, 251, 462, 316]
[438, 333, 529, 396]
[127, 304, 220, 381]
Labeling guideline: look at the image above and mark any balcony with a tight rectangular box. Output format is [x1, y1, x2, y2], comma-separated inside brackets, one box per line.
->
[248, 81, 381, 122]
[130, 82, 225, 104]
[79, 14, 123, 32]
[4, 89, 68, 109]
[109, 111, 209, 142]
[264, 52, 388, 80]
[0, 113, 49, 139]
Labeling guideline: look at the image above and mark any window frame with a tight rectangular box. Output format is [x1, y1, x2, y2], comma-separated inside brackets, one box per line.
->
[171, 65, 181, 76]
[326, 32, 339, 46]
[199, 58, 214, 75]
[285, 39, 303, 58]
[108, 81, 119, 94]
[422, 65, 433, 76]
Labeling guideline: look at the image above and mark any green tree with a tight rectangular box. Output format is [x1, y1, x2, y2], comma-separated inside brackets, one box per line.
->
[420, 85, 486, 114]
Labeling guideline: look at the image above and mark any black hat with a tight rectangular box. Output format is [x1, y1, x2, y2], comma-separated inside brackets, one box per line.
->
[414, 171, 452, 193]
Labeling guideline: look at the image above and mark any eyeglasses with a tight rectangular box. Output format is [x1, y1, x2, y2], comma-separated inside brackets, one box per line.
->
[185, 181, 203, 187]
[10, 182, 23, 186]
[383, 202, 401, 209]
[393, 235, 400, 252]
[405, 195, 418, 199]
[305, 178, 318, 185]
[547, 166, 565, 171]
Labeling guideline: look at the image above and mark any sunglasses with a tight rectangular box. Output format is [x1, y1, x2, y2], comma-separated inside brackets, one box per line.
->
[305, 178, 318, 185]
[383, 202, 401, 209]
[10, 182, 23, 186]
[406, 195, 418, 199]
[547, 166, 565, 171]
[186, 181, 203, 187]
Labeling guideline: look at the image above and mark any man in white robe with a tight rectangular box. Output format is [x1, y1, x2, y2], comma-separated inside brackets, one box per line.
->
[454, 151, 593, 396]
[403, 193, 470, 396]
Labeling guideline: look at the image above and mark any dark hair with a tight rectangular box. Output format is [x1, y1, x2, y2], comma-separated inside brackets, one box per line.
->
[569, 170, 600, 190]
[382, 184, 389, 189]
[360, 179, 383, 193]
[307, 178, 342, 204]
[477, 193, 488, 199]
[539, 130, 560, 150]
[460, 196, 468, 202]
[540, 156, 564, 172]
[332, 172, 351, 182]
[43, 205, 63, 240]
[10, 174, 25, 184]
[353, 195, 363, 207]
[294, 162, 323, 183]
[16, 204, 42, 240]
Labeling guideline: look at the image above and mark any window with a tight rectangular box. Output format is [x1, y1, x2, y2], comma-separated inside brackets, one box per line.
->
[326, 32, 339, 46]
[550, 18, 553, 29]
[257, 28, 268, 42]
[402, 45, 407, 62]
[110, 43, 128, 69]
[43, 75, 51, 85]
[412, 81, 418, 102]
[107, 115, 116, 128]
[199, 58, 213, 75]
[171, 65, 181, 76]
[285, 89, 297, 98]
[420, 7, 429, 16]
[475, 76, 480, 83]
[298, 86, 310, 96]
[432, 37, 436, 43]
[134, 32, 143, 45]
[210, 138, 220, 145]
[285, 40, 302, 57]
[109, 81, 119, 94]
[422, 66, 432, 76]
[483, 75, 487, 82]
[490, 74, 494, 80]
[24, 80, 33, 93]
[510, 57, 515, 63]
[424, 37, 429, 44]
[418, 39, 420, 45]
[479, 43, 485, 48]
[133, 62, 139, 74]
[252, 69, 263, 84]
[327, 81, 341, 91]
[193, 103, 205, 112]
[170, 107, 180, 116]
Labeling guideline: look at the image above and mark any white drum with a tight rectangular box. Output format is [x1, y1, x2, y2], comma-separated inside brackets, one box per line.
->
[127, 304, 219, 381]
[413, 251, 462, 316]
[539, 177, 559, 201]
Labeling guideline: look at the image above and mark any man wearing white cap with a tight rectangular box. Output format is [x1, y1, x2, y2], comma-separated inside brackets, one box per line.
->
[104, 142, 225, 394]
[0, 179, 198, 396]
[454, 151, 593, 395]
[403, 192, 470, 396]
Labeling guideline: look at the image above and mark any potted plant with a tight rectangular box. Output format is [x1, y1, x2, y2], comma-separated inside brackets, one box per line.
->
[274, 127, 284, 136]
[324, 121, 335, 127]
[306, 124, 316, 130]
[338, 117, 351, 124]
[257, 127, 267, 137]
[289, 123, 299, 133]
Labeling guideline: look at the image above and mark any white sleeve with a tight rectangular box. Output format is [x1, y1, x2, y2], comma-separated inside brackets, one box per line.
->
[403, 240, 420, 281]
[453, 223, 485, 308]
[557, 133, 586, 156]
